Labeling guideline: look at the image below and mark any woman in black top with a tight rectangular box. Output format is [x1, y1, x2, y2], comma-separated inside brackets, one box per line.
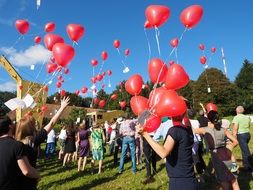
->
[63, 122, 76, 167]
[15, 97, 70, 190]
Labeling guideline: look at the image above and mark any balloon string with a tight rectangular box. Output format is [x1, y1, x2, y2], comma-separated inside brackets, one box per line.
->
[169, 28, 188, 58]
[10, 35, 24, 49]
[116, 48, 127, 68]
[144, 28, 151, 62]
[98, 60, 105, 74]
[155, 27, 161, 56]
[92, 67, 95, 76]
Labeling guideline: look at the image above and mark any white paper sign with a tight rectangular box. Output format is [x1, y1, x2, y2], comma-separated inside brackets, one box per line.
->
[4, 98, 26, 111]
[22, 94, 34, 108]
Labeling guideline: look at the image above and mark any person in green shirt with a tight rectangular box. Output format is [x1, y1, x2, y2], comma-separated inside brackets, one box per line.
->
[232, 106, 253, 172]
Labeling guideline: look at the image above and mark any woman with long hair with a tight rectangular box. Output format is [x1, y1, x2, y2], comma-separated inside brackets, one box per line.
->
[63, 122, 76, 167]
[15, 96, 70, 190]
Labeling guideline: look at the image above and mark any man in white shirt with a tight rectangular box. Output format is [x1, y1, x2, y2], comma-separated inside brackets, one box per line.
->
[45, 129, 56, 159]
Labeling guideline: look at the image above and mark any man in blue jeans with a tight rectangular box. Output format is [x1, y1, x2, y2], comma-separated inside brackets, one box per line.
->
[118, 115, 136, 174]
[232, 106, 253, 172]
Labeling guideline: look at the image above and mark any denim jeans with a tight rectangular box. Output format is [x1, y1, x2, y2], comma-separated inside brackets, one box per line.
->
[119, 136, 136, 173]
[237, 133, 253, 169]
[45, 142, 55, 158]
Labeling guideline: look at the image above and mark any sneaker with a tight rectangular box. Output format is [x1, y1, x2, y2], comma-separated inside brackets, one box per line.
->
[230, 163, 239, 173]
[142, 177, 155, 185]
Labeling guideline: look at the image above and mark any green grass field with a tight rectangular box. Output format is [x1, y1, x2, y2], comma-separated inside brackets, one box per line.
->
[37, 128, 253, 190]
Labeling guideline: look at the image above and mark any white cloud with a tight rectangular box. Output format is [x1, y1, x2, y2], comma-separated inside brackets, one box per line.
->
[0, 45, 52, 67]
[0, 81, 16, 92]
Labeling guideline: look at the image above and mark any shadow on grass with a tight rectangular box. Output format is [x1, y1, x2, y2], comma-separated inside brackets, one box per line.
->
[237, 169, 253, 190]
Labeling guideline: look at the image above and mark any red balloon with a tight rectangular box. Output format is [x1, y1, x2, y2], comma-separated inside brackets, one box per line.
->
[56, 81, 62, 88]
[34, 36, 41, 44]
[119, 101, 127, 109]
[169, 60, 174, 66]
[101, 51, 108, 61]
[101, 84, 105, 89]
[125, 74, 143, 95]
[52, 43, 75, 67]
[144, 20, 153, 29]
[165, 64, 189, 90]
[43, 85, 49, 92]
[91, 59, 98, 67]
[145, 5, 170, 27]
[44, 34, 64, 51]
[91, 77, 97, 84]
[46, 63, 58, 73]
[99, 100, 106, 108]
[61, 79, 65, 83]
[15, 20, 29, 34]
[170, 38, 179, 48]
[200, 56, 207, 65]
[113, 40, 120, 49]
[148, 87, 167, 108]
[206, 103, 217, 113]
[66, 24, 85, 43]
[180, 5, 204, 29]
[211, 47, 216, 53]
[125, 49, 130, 56]
[96, 74, 103, 81]
[81, 87, 88, 93]
[41, 105, 48, 112]
[153, 90, 187, 117]
[60, 89, 66, 97]
[107, 70, 112, 76]
[130, 96, 149, 116]
[64, 68, 69, 74]
[199, 44, 205, 50]
[57, 75, 63, 81]
[148, 58, 168, 83]
[44, 22, 55, 33]
[94, 98, 99, 105]
[143, 115, 161, 133]
[102, 72, 106, 76]
[118, 82, 123, 87]
[75, 90, 80, 96]
[111, 94, 118, 100]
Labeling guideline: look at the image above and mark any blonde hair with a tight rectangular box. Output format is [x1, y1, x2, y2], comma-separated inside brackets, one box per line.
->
[15, 115, 36, 142]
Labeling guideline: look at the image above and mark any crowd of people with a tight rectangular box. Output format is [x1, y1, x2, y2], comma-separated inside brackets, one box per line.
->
[1, 96, 253, 190]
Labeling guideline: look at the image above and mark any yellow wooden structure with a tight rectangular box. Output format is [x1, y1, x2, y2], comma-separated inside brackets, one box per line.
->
[0, 55, 47, 125]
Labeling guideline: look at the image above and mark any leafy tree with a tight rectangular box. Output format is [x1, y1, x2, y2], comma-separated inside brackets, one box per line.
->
[178, 80, 194, 108]
[67, 108, 87, 123]
[0, 91, 16, 115]
[192, 68, 238, 116]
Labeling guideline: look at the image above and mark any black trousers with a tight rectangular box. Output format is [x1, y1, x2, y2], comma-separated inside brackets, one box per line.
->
[143, 137, 157, 177]
[195, 141, 206, 174]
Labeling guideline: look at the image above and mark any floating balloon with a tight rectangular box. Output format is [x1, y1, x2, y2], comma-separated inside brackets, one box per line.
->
[64, 68, 69, 74]
[153, 90, 187, 117]
[57, 75, 63, 81]
[144, 20, 153, 29]
[15, 20, 29, 34]
[96, 74, 103, 81]
[52, 43, 75, 67]
[102, 71, 106, 76]
[99, 100, 106, 108]
[211, 47, 216, 53]
[56, 81, 62, 88]
[94, 98, 99, 104]
[148, 58, 168, 83]
[75, 90, 80, 96]
[46, 63, 58, 73]
[199, 44, 205, 50]
[180, 5, 204, 29]
[148, 87, 167, 108]
[41, 105, 48, 112]
[111, 94, 118, 100]
[113, 40, 120, 49]
[66, 24, 85, 43]
[143, 115, 161, 133]
[44, 22, 55, 33]
[165, 64, 189, 90]
[125, 74, 143, 95]
[119, 101, 127, 109]
[44, 34, 64, 51]
[91, 77, 97, 84]
[169, 60, 174, 66]
[130, 96, 149, 116]
[101, 84, 105, 89]
[101, 51, 108, 61]
[170, 38, 179, 48]
[200, 56, 207, 65]
[60, 89, 66, 97]
[34, 36, 41, 44]
[91, 59, 98, 67]
[125, 49, 130, 56]
[43, 85, 49, 92]
[107, 70, 112, 76]
[145, 5, 170, 27]
[81, 87, 88, 93]
[206, 103, 217, 113]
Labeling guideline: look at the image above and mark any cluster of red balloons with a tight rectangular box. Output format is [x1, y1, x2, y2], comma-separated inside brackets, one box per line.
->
[198, 44, 216, 65]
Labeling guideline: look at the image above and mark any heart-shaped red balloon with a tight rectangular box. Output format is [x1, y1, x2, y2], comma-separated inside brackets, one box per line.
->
[45, 22, 55, 33]
[44, 34, 64, 51]
[119, 101, 127, 109]
[91, 77, 97, 84]
[145, 5, 170, 27]
[52, 43, 75, 67]
[113, 40, 120, 49]
[200, 56, 207, 65]
[130, 96, 149, 116]
[91, 59, 98, 67]
[125, 74, 143, 95]
[199, 44, 205, 50]
[75, 90, 80, 96]
[66, 24, 85, 43]
[148, 87, 167, 108]
[81, 87, 88, 93]
[153, 90, 187, 117]
[148, 58, 168, 83]
[111, 94, 118, 100]
[165, 64, 189, 90]
[60, 90, 66, 97]
[143, 115, 161, 133]
[211, 47, 216, 53]
[34, 36, 41, 44]
[15, 20, 29, 34]
[96, 74, 103, 81]
[99, 100, 106, 108]
[46, 63, 58, 73]
[107, 70, 112, 76]
[101, 51, 108, 61]
[170, 38, 179, 48]
[180, 5, 203, 29]
[56, 81, 62, 88]
[94, 98, 99, 105]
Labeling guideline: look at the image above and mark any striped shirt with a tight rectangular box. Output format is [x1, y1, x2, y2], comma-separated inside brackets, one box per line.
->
[120, 119, 136, 137]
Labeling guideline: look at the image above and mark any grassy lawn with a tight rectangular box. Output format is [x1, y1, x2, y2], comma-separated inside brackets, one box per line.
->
[37, 127, 253, 190]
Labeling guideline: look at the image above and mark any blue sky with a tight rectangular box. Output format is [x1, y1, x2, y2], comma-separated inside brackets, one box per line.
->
[0, 0, 253, 96]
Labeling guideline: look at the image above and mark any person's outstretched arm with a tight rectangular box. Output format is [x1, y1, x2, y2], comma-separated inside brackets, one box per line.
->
[44, 96, 70, 134]
[18, 156, 40, 179]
